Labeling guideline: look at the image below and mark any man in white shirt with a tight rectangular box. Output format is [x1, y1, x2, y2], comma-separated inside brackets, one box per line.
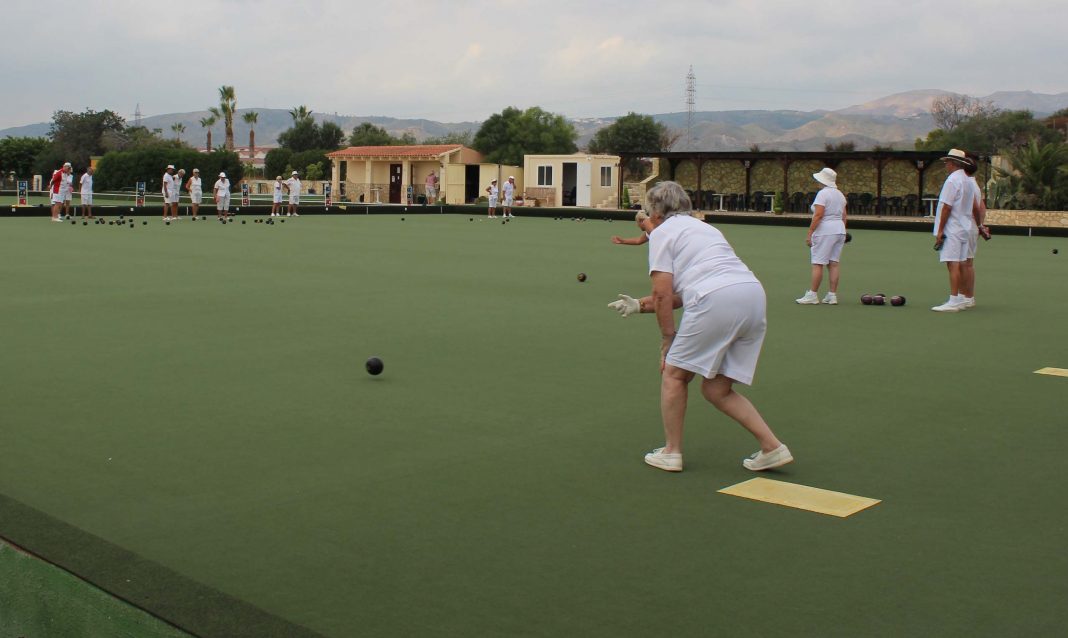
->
[796, 167, 847, 305]
[173, 169, 186, 218]
[425, 171, 439, 204]
[502, 176, 516, 219]
[49, 163, 72, 221]
[214, 172, 231, 219]
[79, 167, 94, 220]
[284, 171, 301, 216]
[162, 165, 176, 220]
[932, 149, 981, 312]
[271, 175, 284, 217]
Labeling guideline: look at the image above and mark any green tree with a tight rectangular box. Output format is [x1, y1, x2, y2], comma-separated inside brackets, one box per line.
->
[824, 141, 856, 152]
[289, 105, 313, 125]
[170, 122, 186, 142]
[45, 108, 126, 170]
[215, 85, 237, 150]
[473, 106, 577, 166]
[993, 140, 1068, 210]
[916, 110, 1060, 154]
[587, 112, 673, 175]
[199, 114, 217, 151]
[318, 121, 345, 150]
[348, 122, 394, 146]
[265, 148, 292, 179]
[0, 137, 50, 178]
[305, 162, 325, 181]
[423, 130, 473, 146]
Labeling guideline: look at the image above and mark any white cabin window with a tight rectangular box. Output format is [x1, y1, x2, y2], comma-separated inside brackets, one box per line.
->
[537, 166, 553, 186]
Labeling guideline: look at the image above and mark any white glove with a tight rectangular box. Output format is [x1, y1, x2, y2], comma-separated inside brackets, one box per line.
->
[607, 294, 640, 317]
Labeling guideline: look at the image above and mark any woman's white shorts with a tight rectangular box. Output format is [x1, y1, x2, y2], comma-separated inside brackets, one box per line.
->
[811, 234, 845, 265]
[665, 281, 767, 385]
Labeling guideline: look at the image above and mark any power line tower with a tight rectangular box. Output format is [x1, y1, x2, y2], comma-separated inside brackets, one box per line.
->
[134, 103, 142, 128]
[685, 66, 696, 150]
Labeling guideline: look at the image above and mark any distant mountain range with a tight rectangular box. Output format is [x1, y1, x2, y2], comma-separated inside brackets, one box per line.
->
[4, 89, 1066, 152]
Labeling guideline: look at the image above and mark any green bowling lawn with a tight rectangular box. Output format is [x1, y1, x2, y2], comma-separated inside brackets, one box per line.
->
[2, 215, 1066, 637]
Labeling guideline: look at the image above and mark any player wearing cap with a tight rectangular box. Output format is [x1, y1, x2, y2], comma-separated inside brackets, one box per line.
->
[796, 167, 847, 306]
[502, 176, 516, 219]
[283, 171, 301, 216]
[486, 179, 498, 218]
[79, 166, 95, 219]
[271, 175, 283, 217]
[186, 169, 203, 218]
[932, 149, 983, 312]
[214, 172, 231, 219]
[162, 165, 177, 220]
[49, 163, 73, 221]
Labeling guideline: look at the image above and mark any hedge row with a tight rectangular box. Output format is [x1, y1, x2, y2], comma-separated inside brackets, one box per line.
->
[95, 148, 244, 192]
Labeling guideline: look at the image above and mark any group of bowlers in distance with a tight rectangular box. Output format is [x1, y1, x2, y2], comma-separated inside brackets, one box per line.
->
[48, 163, 305, 222]
[160, 166, 303, 221]
[606, 153, 991, 472]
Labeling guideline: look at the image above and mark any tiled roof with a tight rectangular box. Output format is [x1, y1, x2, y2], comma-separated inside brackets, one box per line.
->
[326, 145, 465, 159]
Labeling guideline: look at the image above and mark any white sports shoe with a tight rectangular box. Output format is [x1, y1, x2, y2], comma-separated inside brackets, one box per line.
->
[644, 447, 683, 472]
[822, 293, 838, 305]
[961, 297, 975, 309]
[743, 444, 793, 471]
[796, 291, 819, 305]
[931, 297, 964, 312]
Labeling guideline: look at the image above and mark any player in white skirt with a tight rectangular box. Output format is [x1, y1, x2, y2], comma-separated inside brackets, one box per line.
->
[186, 168, 203, 218]
[214, 172, 231, 219]
[796, 167, 847, 305]
[172, 169, 185, 218]
[607, 181, 792, 473]
[79, 166, 94, 219]
[486, 179, 498, 218]
[271, 175, 283, 217]
[162, 165, 177, 220]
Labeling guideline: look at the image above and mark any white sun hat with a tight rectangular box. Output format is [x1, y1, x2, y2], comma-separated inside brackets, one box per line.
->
[812, 167, 838, 188]
[940, 148, 975, 167]
[219, 172, 226, 178]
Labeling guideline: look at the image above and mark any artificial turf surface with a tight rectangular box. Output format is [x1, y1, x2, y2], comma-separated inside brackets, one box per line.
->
[1, 214, 1066, 637]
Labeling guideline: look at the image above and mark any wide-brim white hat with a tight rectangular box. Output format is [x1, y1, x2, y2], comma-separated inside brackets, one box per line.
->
[940, 148, 975, 167]
[218, 172, 226, 178]
[291, 171, 299, 175]
[813, 167, 838, 188]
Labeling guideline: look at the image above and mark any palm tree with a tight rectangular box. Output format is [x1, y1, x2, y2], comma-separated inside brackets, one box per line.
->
[289, 105, 313, 125]
[243, 111, 259, 177]
[171, 122, 186, 142]
[201, 113, 218, 151]
[217, 85, 237, 150]
[996, 140, 1068, 210]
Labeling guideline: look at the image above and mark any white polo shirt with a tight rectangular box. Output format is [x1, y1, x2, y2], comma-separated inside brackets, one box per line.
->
[163, 173, 175, 198]
[811, 187, 846, 236]
[80, 173, 92, 194]
[503, 181, 514, 199]
[648, 214, 759, 305]
[214, 178, 230, 195]
[935, 169, 975, 238]
[284, 177, 301, 196]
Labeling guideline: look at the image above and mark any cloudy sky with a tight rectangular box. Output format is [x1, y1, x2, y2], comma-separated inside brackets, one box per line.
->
[3, 0, 1065, 129]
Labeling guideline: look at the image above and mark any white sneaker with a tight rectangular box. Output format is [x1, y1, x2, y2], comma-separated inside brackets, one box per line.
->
[931, 298, 964, 312]
[795, 291, 819, 304]
[743, 444, 793, 471]
[821, 293, 838, 305]
[644, 447, 683, 472]
[961, 297, 975, 309]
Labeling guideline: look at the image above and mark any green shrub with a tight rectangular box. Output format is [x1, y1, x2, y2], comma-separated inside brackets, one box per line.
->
[95, 148, 242, 192]
[622, 186, 631, 208]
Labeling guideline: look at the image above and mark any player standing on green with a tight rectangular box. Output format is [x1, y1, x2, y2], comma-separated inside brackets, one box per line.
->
[607, 181, 792, 473]
[796, 167, 847, 305]
[932, 149, 982, 312]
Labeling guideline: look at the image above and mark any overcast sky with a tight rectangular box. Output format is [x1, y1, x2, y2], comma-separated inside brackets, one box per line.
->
[3, 0, 1065, 129]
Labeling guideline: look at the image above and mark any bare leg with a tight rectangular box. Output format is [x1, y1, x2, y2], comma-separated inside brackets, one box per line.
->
[808, 264, 824, 293]
[827, 261, 840, 293]
[946, 262, 962, 296]
[961, 259, 975, 297]
[701, 375, 782, 452]
[659, 365, 694, 454]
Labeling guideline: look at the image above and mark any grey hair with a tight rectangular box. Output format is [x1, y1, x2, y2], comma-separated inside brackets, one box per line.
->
[634, 210, 649, 223]
[645, 181, 692, 219]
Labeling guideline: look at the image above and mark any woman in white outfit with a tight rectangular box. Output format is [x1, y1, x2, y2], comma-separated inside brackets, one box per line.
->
[214, 172, 231, 219]
[607, 181, 792, 473]
[187, 169, 203, 218]
[796, 167, 847, 305]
